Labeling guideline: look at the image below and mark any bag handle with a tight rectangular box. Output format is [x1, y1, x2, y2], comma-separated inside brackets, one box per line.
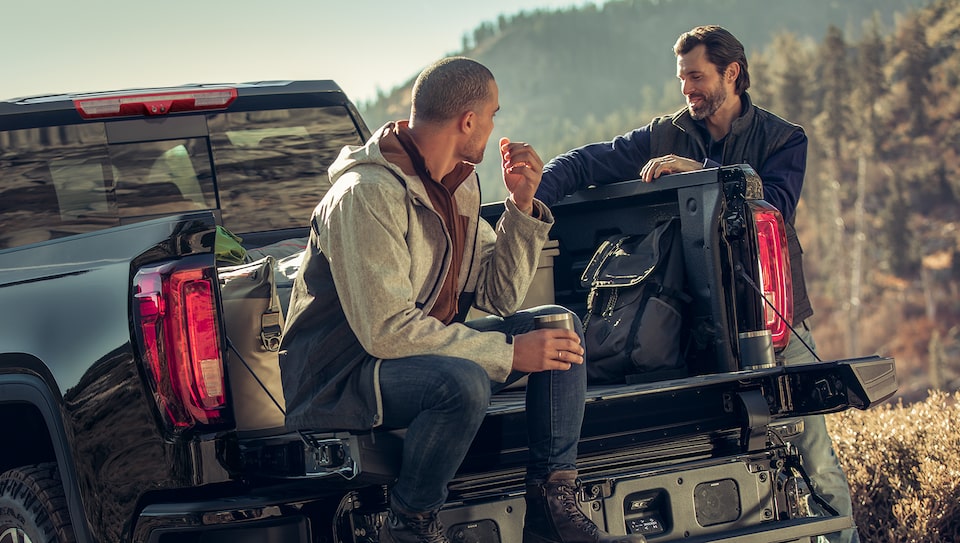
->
[259, 256, 283, 352]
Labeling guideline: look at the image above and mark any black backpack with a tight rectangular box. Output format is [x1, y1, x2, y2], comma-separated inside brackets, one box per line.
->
[580, 217, 691, 384]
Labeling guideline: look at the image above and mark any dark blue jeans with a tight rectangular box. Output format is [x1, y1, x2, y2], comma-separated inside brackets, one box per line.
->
[380, 305, 586, 513]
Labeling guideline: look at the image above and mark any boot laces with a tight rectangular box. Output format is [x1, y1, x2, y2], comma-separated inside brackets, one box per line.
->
[395, 510, 449, 543]
[555, 482, 600, 537]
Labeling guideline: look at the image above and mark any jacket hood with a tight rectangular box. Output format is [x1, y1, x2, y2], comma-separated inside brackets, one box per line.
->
[323, 122, 411, 196]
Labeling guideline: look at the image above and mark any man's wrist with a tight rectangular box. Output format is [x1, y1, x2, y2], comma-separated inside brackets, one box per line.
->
[511, 195, 534, 215]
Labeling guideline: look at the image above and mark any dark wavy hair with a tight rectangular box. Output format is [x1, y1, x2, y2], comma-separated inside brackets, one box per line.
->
[411, 57, 495, 124]
[674, 25, 750, 95]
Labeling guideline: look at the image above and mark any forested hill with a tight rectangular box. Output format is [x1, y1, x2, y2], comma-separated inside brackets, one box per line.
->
[360, 0, 927, 197]
[361, 0, 960, 403]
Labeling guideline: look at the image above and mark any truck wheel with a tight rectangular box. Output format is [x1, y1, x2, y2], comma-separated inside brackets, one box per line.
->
[0, 463, 75, 543]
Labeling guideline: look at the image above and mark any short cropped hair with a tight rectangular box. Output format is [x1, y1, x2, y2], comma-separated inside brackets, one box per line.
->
[674, 25, 750, 95]
[411, 57, 495, 124]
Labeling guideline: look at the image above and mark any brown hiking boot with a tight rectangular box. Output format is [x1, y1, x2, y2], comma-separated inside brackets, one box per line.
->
[523, 470, 647, 543]
[379, 504, 450, 543]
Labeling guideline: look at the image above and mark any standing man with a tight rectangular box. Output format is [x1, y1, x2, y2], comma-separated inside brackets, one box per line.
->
[280, 57, 645, 543]
[536, 26, 857, 543]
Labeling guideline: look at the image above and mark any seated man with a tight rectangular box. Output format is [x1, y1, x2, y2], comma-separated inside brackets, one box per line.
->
[279, 56, 645, 543]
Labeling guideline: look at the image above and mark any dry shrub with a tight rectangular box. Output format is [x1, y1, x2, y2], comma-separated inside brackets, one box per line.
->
[827, 391, 960, 542]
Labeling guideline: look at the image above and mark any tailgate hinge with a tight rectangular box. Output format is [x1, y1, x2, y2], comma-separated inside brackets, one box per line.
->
[735, 389, 771, 452]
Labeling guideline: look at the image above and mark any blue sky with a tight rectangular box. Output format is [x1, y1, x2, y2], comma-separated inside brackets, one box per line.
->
[4, 0, 600, 103]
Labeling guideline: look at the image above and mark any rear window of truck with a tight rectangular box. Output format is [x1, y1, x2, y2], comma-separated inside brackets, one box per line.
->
[208, 106, 361, 233]
[0, 105, 363, 250]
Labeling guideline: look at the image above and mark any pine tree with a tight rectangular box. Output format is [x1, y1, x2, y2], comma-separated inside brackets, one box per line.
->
[896, 12, 933, 137]
[768, 33, 812, 128]
[847, 15, 888, 356]
[817, 25, 852, 166]
[811, 26, 853, 307]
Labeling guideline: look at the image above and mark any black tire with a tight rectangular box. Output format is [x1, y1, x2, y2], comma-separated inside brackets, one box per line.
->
[0, 463, 75, 543]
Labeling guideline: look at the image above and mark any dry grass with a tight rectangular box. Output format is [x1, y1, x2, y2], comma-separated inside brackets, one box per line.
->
[827, 391, 960, 542]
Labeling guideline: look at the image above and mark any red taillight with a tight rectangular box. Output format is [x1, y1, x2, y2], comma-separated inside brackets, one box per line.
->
[750, 201, 793, 350]
[74, 88, 237, 119]
[134, 260, 227, 432]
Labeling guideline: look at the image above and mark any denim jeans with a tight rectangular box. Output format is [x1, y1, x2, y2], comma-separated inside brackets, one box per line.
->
[379, 305, 586, 513]
[779, 321, 859, 543]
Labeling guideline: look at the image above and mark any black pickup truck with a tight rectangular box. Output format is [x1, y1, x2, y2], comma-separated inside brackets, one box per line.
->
[0, 81, 896, 543]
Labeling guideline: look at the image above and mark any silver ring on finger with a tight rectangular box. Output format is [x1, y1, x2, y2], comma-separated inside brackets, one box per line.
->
[558, 350, 562, 360]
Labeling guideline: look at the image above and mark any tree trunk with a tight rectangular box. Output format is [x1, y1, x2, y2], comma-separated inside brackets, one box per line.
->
[847, 154, 867, 356]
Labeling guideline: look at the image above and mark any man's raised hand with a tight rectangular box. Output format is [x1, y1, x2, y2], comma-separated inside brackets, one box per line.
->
[500, 137, 543, 215]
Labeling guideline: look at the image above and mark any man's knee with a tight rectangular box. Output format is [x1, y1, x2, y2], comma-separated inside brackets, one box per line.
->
[438, 360, 492, 418]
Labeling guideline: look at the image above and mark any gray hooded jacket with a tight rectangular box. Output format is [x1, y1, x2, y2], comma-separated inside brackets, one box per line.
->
[279, 123, 554, 431]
